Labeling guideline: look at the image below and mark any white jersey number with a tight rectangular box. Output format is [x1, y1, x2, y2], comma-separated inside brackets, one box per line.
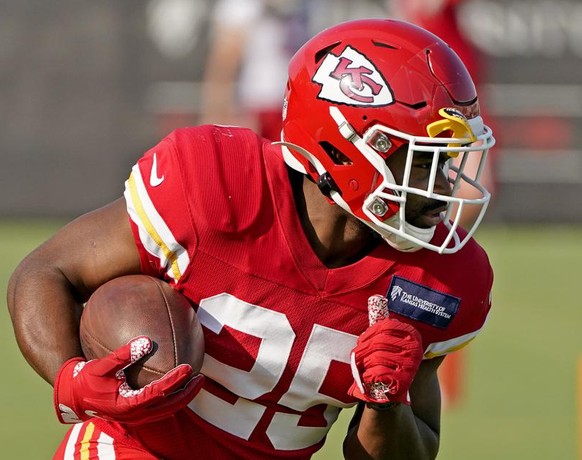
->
[189, 293, 357, 451]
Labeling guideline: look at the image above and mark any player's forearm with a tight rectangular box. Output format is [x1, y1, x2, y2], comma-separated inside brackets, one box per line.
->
[7, 256, 84, 386]
[343, 403, 439, 460]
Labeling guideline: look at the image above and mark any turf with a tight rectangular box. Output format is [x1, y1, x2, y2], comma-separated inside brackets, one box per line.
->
[2, 222, 580, 459]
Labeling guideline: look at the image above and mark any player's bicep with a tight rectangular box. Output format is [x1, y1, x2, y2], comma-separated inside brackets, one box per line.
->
[36, 197, 141, 300]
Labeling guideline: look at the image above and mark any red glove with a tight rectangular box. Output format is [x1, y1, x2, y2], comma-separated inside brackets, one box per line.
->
[349, 295, 424, 404]
[54, 336, 204, 424]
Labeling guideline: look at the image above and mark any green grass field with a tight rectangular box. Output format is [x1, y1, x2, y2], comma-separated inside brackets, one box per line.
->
[2, 221, 581, 459]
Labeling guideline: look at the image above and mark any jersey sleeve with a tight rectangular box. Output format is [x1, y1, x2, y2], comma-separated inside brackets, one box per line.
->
[423, 250, 494, 359]
[123, 125, 268, 286]
[124, 131, 197, 285]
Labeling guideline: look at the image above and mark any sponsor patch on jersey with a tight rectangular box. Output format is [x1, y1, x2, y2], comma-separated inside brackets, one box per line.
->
[386, 276, 460, 329]
[313, 46, 394, 107]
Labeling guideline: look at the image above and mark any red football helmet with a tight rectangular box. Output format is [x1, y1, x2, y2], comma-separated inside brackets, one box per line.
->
[277, 19, 495, 253]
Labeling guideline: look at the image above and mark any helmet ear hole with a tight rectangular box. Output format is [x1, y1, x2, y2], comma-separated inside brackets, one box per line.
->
[319, 141, 353, 165]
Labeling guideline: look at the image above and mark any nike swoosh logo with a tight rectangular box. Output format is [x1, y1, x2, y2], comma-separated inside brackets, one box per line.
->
[149, 153, 165, 187]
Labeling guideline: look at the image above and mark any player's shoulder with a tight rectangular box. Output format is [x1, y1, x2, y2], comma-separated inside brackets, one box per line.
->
[434, 224, 492, 273]
[169, 124, 262, 142]
[439, 226, 493, 299]
[455, 229, 491, 270]
[165, 125, 276, 234]
[167, 124, 266, 160]
[155, 124, 270, 193]
[128, 124, 267, 192]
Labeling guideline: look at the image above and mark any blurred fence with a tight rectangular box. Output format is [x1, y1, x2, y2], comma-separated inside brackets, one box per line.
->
[1, 0, 580, 221]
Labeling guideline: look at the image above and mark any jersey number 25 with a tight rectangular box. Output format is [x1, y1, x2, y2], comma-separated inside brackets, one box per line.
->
[188, 293, 357, 451]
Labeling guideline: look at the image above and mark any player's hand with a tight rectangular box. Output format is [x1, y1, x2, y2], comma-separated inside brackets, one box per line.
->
[348, 295, 424, 404]
[54, 336, 204, 424]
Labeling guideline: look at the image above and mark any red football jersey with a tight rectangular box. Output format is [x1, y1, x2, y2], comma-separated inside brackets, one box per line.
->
[96, 125, 493, 459]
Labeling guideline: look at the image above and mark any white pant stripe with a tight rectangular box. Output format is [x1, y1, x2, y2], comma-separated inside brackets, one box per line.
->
[64, 423, 83, 460]
[96, 432, 116, 459]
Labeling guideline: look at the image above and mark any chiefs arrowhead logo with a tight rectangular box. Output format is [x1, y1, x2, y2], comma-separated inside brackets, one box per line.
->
[313, 46, 394, 107]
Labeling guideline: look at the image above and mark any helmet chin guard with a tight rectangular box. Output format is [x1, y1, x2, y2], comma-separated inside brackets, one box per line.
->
[278, 19, 496, 254]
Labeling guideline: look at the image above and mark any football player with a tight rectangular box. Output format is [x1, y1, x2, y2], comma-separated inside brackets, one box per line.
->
[8, 19, 494, 459]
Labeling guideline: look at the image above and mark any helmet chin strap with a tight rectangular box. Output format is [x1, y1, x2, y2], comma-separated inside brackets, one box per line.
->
[381, 214, 436, 253]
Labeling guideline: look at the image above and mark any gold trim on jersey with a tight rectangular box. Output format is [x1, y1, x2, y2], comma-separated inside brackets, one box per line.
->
[124, 167, 189, 282]
[424, 328, 482, 359]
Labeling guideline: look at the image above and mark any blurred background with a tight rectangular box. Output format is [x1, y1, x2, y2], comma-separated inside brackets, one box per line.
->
[1, 0, 581, 458]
